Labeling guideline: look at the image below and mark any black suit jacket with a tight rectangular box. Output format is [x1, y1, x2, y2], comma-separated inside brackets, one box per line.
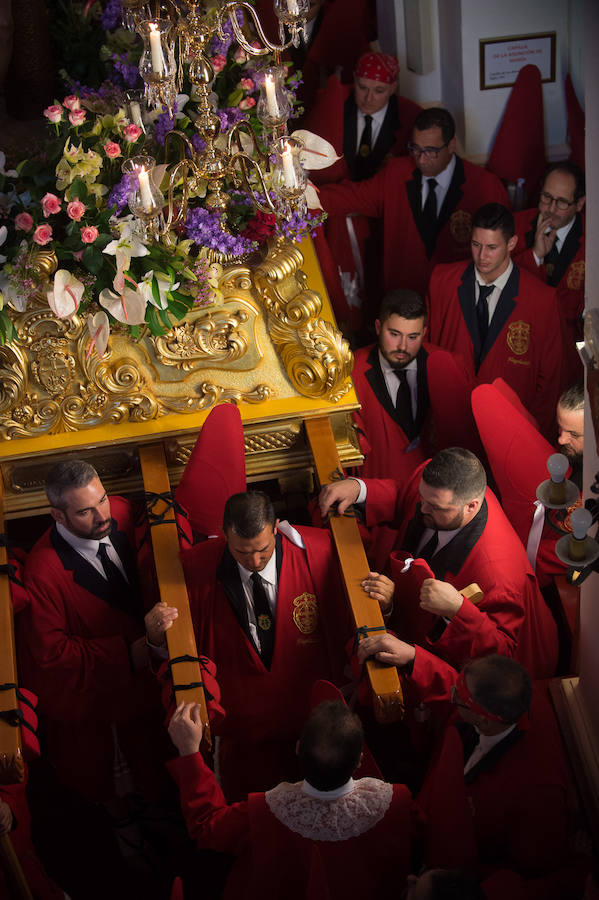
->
[406, 156, 468, 259]
[343, 94, 402, 182]
[456, 262, 521, 372]
[364, 344, 429, 442]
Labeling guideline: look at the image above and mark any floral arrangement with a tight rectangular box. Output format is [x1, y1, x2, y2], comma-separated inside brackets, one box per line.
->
[0, 0, 328, 352]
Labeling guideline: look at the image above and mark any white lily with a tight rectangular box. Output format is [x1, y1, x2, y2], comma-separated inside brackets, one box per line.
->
[47, 269, 85, 319]
[86, 311, 110, 359]
[103, 222, 149, 293]
[0, 151, 18, 178]
[139, 270, 180, 310]
[99, 285, 147, 325]
[0, 269, 27, 311]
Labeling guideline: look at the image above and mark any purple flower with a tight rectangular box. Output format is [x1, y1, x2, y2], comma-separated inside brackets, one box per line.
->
[109, 53, 141, 89]
[107, 173, 135, 216]
[191, 134, 206, 153]
[154, 110, 176, 146]
[101, 0, 122, 31]
[185, 207, 254, 256]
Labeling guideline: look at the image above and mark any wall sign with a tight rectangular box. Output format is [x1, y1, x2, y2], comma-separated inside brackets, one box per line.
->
[479, 32, 556, 91]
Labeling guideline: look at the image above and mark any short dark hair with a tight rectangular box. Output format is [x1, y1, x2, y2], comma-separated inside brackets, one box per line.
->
[422, 448, 487, 505]
[425, 869, 486, 900]
[298, 701, 363, 791]
[46, 460, 99, 510]
[223, 491, 275, 539]
[378, 289, 427, 325]
[472, 203, 515, 241]
[413, 107, 455, 143]
[544, 160, 585, 201]
[465, 654, 532, 723]
[559, 379, 584, 413]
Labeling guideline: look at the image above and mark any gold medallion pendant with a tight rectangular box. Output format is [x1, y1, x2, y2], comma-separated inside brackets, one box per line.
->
[258, 613, 272, 631]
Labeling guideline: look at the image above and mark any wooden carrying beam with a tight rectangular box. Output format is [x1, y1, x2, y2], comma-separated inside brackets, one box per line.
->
[0, 833, 34, 900]
[305, 416, 404, 722]
[138, 443, 211, 749]
[0, 475, 24, 785]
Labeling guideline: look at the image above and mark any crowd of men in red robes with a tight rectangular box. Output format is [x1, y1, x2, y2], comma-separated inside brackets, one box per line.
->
[1, 21, 594, 900]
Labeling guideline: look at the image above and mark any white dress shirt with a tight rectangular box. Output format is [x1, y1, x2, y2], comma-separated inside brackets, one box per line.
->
[463, 725, 516, 774]
[237, 550, 278, 652]
[533, 215, 576, 266]
[474, 259, 514, 323]
[420, 153, 456, 213]
[56, 522, 128, 581]
[302, 777, 355, 799]
[355, 103, 389, 152]
[378, 349, 418, 419]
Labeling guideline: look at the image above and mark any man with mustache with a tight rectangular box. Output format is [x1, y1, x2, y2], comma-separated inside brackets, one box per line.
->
[18, 460, 165, 803]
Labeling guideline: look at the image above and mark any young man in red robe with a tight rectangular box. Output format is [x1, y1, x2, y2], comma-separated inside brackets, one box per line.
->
[317, 107, 509, 297]
[427, 203, 562, 438]
[146, 491, 353, 801]
[167, 698, 413, 900]
[319, 448, 558, 678]
[513, 161, 586, 388]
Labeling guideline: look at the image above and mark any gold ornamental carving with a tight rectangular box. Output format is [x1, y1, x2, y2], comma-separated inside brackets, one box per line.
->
[0, 238, 353, 440]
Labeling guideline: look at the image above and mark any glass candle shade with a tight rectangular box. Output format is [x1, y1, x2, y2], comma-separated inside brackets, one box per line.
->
[257, 66, 292, 128]
[125, 90, 148, 133]
[273, 0, 310, 22]
[137, 19, 176, 84]
[271, 137, 307, 196]
[122, 156, 164, 219]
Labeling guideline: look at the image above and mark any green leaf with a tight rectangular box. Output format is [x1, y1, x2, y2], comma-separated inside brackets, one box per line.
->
[158, 307, 173, 330]
[151, 277, 162, 308]
[82, 245, 105, 275]
[226, 89, 244, 107]
[146, 305, 165, 336]
[70, 179, 89, 202]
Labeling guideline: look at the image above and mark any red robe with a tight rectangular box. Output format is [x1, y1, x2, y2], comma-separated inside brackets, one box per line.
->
[365, 463, 558, 678]
[16, 498, 166, 801]
[409, 649, 572, 877]
[180, 527, 352, 800]
[319, 155, 509, 296]
[426, 261, 562, 437]
[168, 750, 412, 900]
[514, 209, 585, 387]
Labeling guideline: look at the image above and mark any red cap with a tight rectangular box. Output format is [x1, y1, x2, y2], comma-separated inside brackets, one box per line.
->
[355, 52, 399, 84]
[565, 73, 585, 171]
[472, 383, 554, 544]
[175, 403, 246, 538]
[486, 64, 546, 197]
[426, 350, 481, 456]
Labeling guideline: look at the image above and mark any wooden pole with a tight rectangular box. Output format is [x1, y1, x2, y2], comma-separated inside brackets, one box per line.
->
[305, 416, 404, 722]
[138, 443, 211, 749]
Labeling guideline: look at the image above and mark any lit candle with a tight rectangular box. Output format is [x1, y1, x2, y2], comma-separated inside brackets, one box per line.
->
[287, 0, 300, 14]
[130, 101, 144, 129]
[149, 23, 164, 75]
[281, 142, 296, 188]
[264, 74, 279, 119]
[138, 167, 154, 211]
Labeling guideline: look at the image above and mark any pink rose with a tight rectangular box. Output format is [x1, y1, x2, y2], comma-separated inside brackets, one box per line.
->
[122, 124, 142, 143]
[69, 109, 86, 127]
[43, 104, 63, 124]
[233, 47, 248, 63]
[210, 53, 227, 74]
[67, 200, 86, 221]
[104, 141, 121, 158]
[239, 77, 255, 91]
[80, 226, 99, 244]
[14, 212, 34, 232]
[41, 193, 62, 217]
[63, 95, 81, 111]
[239, 96, 256, 110]
[33, 224, 53, 246]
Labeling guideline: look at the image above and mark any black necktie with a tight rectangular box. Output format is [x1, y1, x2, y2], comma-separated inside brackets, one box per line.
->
[250, 572, 275, 669]
[422, 178, 438, 228]
[476, 283, 495, 349]
[419, 530, 439, 563]
[544, 240, 561, 286]
[358, 114, 373, 157]
[98, 542, 133, 597]
[394, 370, 415, 436]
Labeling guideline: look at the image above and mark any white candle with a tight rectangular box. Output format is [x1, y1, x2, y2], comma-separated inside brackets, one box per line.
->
[287, 0, 300, 15]
[130, 101, 144, 129]
[264, 74, 279, 118]
[149, 24, 164, 75]
[281, 143, 296, 188]
[138, 167, 154, 211]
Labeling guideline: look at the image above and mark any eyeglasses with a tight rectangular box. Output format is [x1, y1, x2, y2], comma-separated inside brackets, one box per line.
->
[407, 139, 450, 159]
[539, 191, 577, 211]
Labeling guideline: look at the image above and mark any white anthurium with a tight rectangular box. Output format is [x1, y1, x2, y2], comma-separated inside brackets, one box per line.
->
[0, 225, 7, 263]
[47, 269, 85, 319]
[305, 181, 322, 211]
[0, 151, 18, 178]
[103, 222, 149, 293]
[0, 270, 27, 311]
[86, 311, 110, 359]
[139, 270, 180, 310]
[99, 285, 147, 325]
[291, 130, 342, 171]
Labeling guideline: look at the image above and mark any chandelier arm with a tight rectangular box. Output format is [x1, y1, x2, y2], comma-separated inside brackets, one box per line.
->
[228, 151, 277, 216]
[218, 1, 294, 56]
[227, 122, 270, 167]
[164, 159, 194, 231]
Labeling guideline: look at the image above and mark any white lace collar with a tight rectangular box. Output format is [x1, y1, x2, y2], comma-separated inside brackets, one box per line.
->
[265, 777, 393, 842]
